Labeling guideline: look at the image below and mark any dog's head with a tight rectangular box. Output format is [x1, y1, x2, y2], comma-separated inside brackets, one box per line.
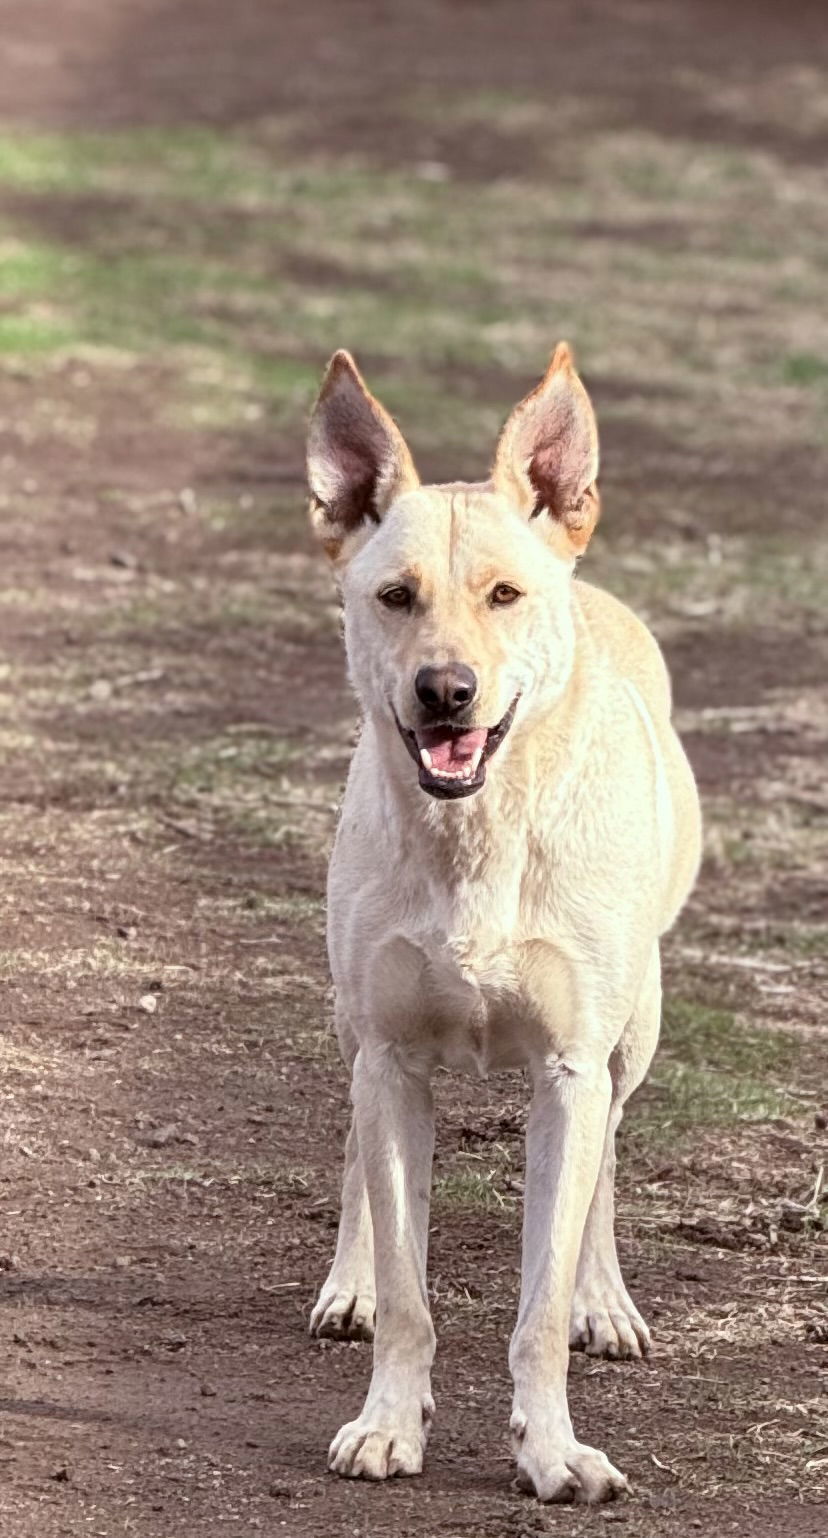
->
[306, 345, 600, 799]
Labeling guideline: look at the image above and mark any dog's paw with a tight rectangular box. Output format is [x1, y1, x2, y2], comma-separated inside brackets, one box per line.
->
[510, 1410, 627, 1504]
[310, 1283, 375, 1341]
[569, 1284, 650, 1359]
[328, 1396, 434, 1481]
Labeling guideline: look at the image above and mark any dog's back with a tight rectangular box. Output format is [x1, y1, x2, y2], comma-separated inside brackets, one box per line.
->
[573, 579, 701, 927]
[575, 580, 671, 717]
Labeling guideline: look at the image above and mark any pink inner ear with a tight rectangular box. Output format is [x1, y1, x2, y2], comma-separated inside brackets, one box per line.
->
[309, 357, 417, 538]
[326, 439, 381, 528]
[316, 389, 394, 529]
[530, 439, 580, 517]
[524, 382, 595, 519]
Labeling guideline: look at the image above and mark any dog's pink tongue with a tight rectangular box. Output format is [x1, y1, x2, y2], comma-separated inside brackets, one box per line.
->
[420, 726, 487, 772]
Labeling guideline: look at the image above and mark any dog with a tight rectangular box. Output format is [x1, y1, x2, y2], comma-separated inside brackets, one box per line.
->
[304, 344, 701, 1502]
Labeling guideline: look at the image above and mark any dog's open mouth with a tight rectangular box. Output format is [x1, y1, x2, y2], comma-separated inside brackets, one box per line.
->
[394, 697, 519, 799]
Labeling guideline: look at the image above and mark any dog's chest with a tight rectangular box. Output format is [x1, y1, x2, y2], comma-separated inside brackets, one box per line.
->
[398, 858, 575, 1075]
[413, 920, 550, 1075]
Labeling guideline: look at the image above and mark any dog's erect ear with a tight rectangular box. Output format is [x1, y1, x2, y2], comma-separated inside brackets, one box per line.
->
[307, 351, 419, 560]
[492, 343, 600, 556]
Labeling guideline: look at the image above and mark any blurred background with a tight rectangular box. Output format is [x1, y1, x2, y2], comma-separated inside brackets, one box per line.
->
[0, 4, 826, 1535]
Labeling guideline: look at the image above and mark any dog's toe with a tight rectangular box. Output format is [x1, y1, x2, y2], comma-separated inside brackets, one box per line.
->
[310, 1286, 376, 1341]
[329, 1417, 427, 1480]
[512, 1419, 628, 1505]
[570, 1288, 650, 1359]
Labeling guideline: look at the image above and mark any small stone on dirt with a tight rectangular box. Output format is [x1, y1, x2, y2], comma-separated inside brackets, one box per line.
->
[138, 993, 158, 1014]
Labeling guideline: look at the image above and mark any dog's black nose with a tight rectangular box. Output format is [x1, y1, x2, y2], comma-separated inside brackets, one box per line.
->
[415, 663, 478, 716]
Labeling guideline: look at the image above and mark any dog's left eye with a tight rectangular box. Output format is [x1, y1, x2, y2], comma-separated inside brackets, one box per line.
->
[490, 583, 522, 607]
[378, 585, 413, 610]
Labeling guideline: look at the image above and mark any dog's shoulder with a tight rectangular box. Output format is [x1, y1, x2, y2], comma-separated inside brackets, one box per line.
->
[572, 579, 672, 720]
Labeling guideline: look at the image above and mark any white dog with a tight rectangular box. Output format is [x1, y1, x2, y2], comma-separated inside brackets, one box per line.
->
[305, 344, 701, 1502]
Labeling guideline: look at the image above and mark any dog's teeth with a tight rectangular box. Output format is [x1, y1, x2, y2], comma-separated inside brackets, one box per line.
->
[426, 762, 482, 782]
[426, 763, 484, 781]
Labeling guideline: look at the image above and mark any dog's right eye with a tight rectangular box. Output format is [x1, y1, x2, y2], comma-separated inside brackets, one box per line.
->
[378, 585, 413, 611]
[490, 582, 523, 606]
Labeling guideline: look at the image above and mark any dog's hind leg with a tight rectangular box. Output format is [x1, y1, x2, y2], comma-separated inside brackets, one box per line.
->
[569, 945, 661, 1359]
[310, 1011, 375, 1340]
[328, 1043, 436, 1481]
[309, 1110, 375, 1340]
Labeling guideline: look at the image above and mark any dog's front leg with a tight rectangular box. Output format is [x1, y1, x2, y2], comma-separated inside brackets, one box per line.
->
[509, 1056, 628, 1503]
[328, 1042, 436, 1481]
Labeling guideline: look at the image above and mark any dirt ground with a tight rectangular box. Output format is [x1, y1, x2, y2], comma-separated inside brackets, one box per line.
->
[0, 3, 826, 1536]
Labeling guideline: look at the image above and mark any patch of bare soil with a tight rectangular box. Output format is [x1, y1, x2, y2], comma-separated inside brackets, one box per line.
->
[0, 370, 823, 1538]
[0, 6, 826, 1538]
[5, 0, 828, 172]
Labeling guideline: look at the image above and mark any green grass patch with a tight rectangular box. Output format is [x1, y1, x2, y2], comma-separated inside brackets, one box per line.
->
[160, 731, 340, 852]
[754, 924, 826, 958]
[591, 533, 828, 626]
[0, 117, 824, 461]
[0, 308, 76, 353]
[433, 1169, 517, 1213]
[171, 732, 304, 795]
[628, 999, 801, 1147]
[782, 352, 828, 386]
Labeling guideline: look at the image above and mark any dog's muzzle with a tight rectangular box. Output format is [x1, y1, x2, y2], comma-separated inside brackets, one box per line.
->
[393, 696, 520, 799]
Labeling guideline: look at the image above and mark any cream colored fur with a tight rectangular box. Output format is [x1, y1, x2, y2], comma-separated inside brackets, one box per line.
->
[305, 346, 701, 1503]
